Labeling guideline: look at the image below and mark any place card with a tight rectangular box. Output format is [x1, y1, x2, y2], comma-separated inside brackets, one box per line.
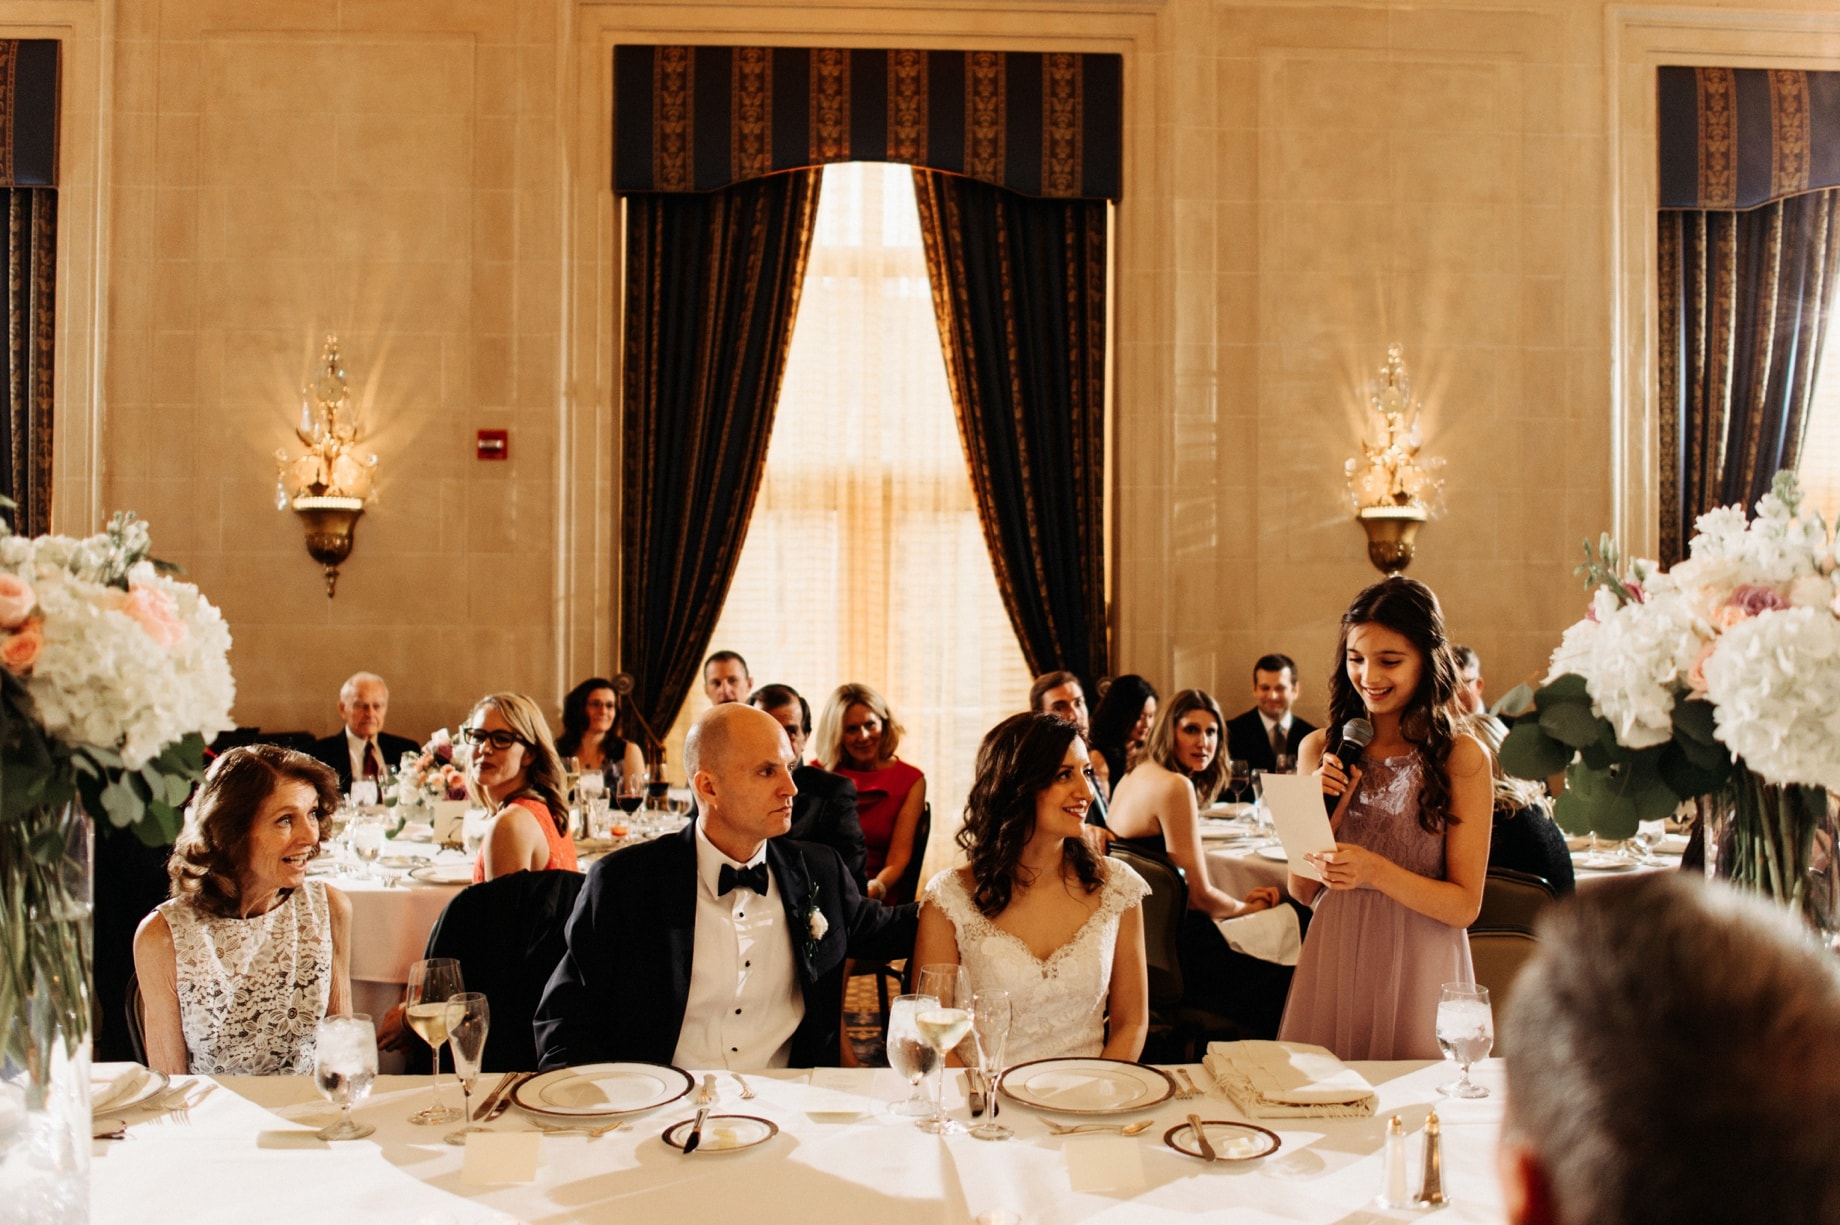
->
[462, 1131, 540, 1184]
[1064, 1136, 1146, 1193]
[804, 1067, 877, 1119]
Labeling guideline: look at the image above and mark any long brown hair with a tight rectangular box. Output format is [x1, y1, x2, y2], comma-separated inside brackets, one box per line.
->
[465, 692, 571, 836]
[956, 712, 1103, 918]
[1325, 576, 1463, 834]
[168, 745, 340, 918]
[1141, 689, 1228, 805]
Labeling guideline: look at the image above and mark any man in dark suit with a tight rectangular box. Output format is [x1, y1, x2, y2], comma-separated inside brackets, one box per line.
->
[534, 703, 915, 1070]
[1224, 653, 1316, 773]
[749, 682, 868, 889]
[307, 671, 419, 792]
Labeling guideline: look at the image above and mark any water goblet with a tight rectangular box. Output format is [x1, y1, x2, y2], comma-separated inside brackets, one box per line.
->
[885, 993, 941, 1118]
[914, 964, 973, 1134]
[350, 813, 385, 881]
[968, 988, 1012, 1141]
[1435, 982, 1494, 1099]
[313, 1013, 378, 1141]
[405, 957, 466, 1124]
[443, 992, 492, 1146]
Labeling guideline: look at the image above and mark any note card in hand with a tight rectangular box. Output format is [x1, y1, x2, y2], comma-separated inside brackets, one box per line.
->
[462, 1131, 540, 1185]
[1064, 1136, 1146, 1193]
[1260, 773, 1338, 883]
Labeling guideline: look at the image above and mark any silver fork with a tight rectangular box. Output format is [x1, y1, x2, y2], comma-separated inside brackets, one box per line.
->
[730, 1072, 756, 1100]
[1169, 1068, 1198, 1099]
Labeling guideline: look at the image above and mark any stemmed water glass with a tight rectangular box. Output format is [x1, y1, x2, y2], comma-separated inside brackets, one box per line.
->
[405, 957, 465, 1124]
[350, 812, 385, 880]
[914, 964, 973, 1134]
[1227, 759, 1252, 804]
[886, 993, 940, 1117]
[313, 1013, 378, 1141]
[443, 992, 492, 1146]
[1434, 982, 1494, 1099]
[968, 988, 1012, 1141]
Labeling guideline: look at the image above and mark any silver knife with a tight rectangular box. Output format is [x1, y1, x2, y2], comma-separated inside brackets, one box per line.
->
[486, 1071, 536, 1121]
[967, 1069, 986, 1117]
[473, 1071, 517, 1122]
[1188, 1113, 1217, 1161]
[683, 1073, 717, 1154]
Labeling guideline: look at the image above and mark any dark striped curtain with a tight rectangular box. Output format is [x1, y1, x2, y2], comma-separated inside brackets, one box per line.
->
[1659, 190, 1840, 564]
[618, 170, 821, 744]
[0, 187, 54, 537]
[912, 169, 1109, 686]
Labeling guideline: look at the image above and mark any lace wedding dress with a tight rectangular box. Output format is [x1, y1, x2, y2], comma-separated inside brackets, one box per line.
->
[159, 878, 333, 1075]
[923, 861, 1149, 1064]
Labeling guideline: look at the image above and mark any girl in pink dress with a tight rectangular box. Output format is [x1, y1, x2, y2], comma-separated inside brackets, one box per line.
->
[815, 683, 926, 903]
[1277, 577, 1491, 1060]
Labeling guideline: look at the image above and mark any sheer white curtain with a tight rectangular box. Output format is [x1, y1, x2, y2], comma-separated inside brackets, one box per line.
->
[1798, 345, 1840, 522]
[664, 163, 1032, 883]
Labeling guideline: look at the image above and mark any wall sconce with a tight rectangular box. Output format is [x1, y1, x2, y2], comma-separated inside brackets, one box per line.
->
[275, 335, 377, 597]
[1345, 343, 1445, 574]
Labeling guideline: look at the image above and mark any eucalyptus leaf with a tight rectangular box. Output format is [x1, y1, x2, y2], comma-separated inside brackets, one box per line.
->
[1490, 682, 1536, 719]
[98, 775, 143, 829]
[1660, 740, 1729, 796]
[1539, 673, 1591, 705]
[1539, 702, 1604, 750]
[163, 772, 194, 806]
[1499, 721, 1572, 780]
[1672, 698, 1721, 746]
[1552, 787, 1595, 836]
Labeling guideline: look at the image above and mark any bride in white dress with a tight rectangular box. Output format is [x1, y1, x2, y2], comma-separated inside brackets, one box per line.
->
[912, 712, 1149, 1064]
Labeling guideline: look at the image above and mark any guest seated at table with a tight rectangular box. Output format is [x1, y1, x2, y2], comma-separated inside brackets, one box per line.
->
[749, 682, 868, 889]
[1105, 689, 1292, 1035]
[465, 693, 580, 883]
[554, 676, 647, 782]
[308, 671, 419, 793]
[813, 683, 925, 903]
[1486, 759, 1573, 895]
[1278, 577, 1489, 1061]
[1454, 644, 1511, 754]
[1030, 670, 1111, 801]
[1499, 873, 1840, 1225]
[912, 712, 1150, 1063]
[133, 746, 353, 1076]
[534, 703, 918, 1069]
[1088, 673, 1158, 786]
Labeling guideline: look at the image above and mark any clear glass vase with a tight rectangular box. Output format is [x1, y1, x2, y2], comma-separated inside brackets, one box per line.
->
[1699, 770, 1836, 937]
[0, 801, 93, 1225]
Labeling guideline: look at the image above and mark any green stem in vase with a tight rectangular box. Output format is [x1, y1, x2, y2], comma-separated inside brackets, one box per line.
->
[0, 806, 92, 1110]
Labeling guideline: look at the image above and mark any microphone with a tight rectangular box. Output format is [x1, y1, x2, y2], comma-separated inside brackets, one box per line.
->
[1324, 718, 1375, 814]
[610, 671, 662, 768]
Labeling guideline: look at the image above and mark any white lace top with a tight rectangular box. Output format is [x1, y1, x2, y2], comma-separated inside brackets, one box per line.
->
[923, 861, 1150, 1064]
[158, 879, 333, 1075]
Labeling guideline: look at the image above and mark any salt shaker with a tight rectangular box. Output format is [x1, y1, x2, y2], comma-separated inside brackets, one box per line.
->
[1375, 1114, 1410, 1208]
[1415, 1109, 1449, 1207]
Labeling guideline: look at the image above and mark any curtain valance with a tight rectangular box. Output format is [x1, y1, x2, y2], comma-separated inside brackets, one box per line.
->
[1659, 66, 1840, 210]
[613, 45, 1122, 200]
[0, 41, 57, 188]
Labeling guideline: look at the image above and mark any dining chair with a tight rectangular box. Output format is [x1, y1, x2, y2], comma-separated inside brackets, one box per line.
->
[1466, 926, 1541, 1057]
[1471, 867, 1556, 934]
[847, 802, 933, 1051]
[124, 970, 148, 1066]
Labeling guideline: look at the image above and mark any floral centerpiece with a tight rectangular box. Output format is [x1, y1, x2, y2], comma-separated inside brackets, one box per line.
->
[0, 511, 235, 1218]
[387, 727, 470, 809]
[1500, 472, 1837, 918]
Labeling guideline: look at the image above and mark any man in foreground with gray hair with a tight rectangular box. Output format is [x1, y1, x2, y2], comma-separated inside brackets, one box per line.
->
[1499, 872, 1840, 1225]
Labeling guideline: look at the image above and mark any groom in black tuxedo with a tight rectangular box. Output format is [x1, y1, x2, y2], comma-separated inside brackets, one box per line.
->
[534, 703, 916, 1070]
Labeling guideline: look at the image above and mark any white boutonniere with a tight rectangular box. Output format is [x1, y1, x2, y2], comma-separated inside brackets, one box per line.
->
[802, 885, 826, 961]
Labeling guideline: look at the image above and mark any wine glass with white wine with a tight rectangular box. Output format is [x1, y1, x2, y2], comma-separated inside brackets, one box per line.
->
[885, 993, 940, 1118]
[443, 992, 492, 1146]
[313, 1013, 378, 1141]
[404, 957, 465, 1124]
[914, 964, 973, 1135]
[1435, 982, 1494, 1099]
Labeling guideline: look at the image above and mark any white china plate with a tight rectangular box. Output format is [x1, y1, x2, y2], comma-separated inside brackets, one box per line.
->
[1198, 821, 1261, 843]
[1164, 1119, 1282, 1162]
[997, 1058, 1175, 1115]
[393, 825, 434, 842]
[662, 1113, 779, 1152]
[408, 862, 474, 885]
[1203, 802, 1255, 820]
[92, 1066, 169, 1114]
[379, 854, 428, 870]
[1655, 833, 1690, 856]
[1255, 845, 1292, 862]
[1572, 851, 1638, 872]
[513, 1063, 695, 1118]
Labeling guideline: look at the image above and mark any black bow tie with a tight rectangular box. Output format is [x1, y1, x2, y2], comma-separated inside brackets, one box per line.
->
[718, 862, 770, 896]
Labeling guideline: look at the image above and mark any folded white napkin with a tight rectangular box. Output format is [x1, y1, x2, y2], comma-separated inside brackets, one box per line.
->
[1215, 905, 1301, 966]
[1202, 1040, 1377, 1118]
[91, 1062, 144, 1110]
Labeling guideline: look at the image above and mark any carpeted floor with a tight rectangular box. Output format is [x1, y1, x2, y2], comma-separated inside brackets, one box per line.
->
[844, 963, 899, 1067]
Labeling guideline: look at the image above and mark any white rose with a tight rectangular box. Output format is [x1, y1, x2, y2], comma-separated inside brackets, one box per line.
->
[809, 909, 829, 941]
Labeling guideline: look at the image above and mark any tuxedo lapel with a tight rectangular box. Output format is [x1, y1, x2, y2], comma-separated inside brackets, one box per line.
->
[660, 823, 700, 1030]
[767, 839, 818, 989]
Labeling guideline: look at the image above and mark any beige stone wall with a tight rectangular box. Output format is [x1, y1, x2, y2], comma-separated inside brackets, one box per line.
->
[32, 0, 1840, 750]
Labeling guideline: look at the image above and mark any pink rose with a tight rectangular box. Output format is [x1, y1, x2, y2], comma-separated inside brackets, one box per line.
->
[1625, 581, 1646, 604]
[122, 583, 186, 647]
[1686, 640, 1717, 697]
[1728, 584, 1789, 617]
[0, 573, 36, 628]
[1, 619, 44, 674]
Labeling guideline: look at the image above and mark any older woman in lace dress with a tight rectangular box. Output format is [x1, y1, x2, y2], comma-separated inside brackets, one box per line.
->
[911, 712, 1149, 1063]
[133, 745, 353, 1075]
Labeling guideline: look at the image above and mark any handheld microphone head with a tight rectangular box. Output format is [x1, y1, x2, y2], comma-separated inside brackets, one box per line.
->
[610, 672, 637, 697]
[1341, 718, 1375, 753]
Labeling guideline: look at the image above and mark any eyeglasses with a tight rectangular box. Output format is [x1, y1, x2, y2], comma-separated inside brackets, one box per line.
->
[462, 727, 527, 751]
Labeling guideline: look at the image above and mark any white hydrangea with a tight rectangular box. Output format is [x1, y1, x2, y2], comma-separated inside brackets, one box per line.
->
[1702, 607, 1840, 790]
[1580, 590, 1704, 748]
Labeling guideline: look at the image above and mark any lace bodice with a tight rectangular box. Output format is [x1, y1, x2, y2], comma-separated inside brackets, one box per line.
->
[924, 861, 1149, 1064]
[159, 880, 333, 1075]
[1341, 754, 1446, 880]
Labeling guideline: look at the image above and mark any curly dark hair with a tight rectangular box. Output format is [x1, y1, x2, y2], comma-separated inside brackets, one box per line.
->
[1325, 576, 1464, 834]
[168, 745, 340, 918]
[956, 712, 1104, 918]
[555, 676, 629, 763]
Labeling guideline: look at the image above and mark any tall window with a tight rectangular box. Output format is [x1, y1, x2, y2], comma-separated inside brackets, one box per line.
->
[666, 163, 1032, 875]
[1799, 346, 1840, 522]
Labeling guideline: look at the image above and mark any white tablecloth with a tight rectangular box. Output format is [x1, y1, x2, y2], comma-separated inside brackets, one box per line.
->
[1203, 841, 1677, 903]
[93, 1061, 1509, 1224]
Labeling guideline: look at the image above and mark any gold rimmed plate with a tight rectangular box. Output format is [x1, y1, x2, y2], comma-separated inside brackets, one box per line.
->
[997, 1058, 1176, 1116]
[512, 1062, 695, 1120]
[407, 862, 474, 885]
[662, 1113, 778, 1153]
[1164, 1119, 1281, 1162]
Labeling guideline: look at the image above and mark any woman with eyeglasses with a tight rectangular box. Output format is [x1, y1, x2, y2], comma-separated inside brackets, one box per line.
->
[465, 693, 579, 883]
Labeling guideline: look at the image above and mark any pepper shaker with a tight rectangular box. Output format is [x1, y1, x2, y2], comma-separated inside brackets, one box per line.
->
[1415, 1109, 1449, 1207]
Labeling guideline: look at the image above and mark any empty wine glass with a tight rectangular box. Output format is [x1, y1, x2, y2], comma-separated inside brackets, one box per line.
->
[313, 1013, 378, 1141]
[350, 813, 385, 880]
[443, 992, 492, 1146]
[885, 993, 940, 1118]
[405, 957, 465, 1124]
[968, 988, 1012, 1142]
[914, 964, 972, 1134]
[1435, 982, 1494, 1099]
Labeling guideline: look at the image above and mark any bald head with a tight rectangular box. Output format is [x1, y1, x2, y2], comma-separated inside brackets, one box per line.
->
[685, 704, 798, 861]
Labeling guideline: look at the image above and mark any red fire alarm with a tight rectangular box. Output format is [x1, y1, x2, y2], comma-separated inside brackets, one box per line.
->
[476, 429, 508, 460]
